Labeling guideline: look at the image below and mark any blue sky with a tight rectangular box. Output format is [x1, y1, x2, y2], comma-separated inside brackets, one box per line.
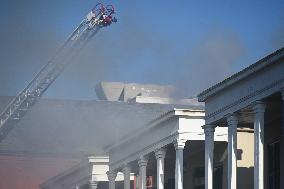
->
[0, 0, 283, 99]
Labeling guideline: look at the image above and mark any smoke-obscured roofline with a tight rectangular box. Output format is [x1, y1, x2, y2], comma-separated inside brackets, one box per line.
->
[198, 47, 284, 102]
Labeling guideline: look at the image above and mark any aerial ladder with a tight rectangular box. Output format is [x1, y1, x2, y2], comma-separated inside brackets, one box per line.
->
[0, 3, 117, 142]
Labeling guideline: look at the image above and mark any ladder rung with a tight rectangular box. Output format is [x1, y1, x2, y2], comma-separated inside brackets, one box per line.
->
[13, 117, 20, 120]
[19, 108, 28, 112]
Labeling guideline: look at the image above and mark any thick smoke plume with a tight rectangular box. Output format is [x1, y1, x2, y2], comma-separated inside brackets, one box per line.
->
[173, 30, 247, 97]
[0, 1, 282, 99]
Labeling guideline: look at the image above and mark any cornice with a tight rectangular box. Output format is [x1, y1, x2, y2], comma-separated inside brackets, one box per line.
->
[109, 132, 179, 170]
[198, 47, 284, 102]
[205, 77, 284, 122]
[105, 109, 204, 152]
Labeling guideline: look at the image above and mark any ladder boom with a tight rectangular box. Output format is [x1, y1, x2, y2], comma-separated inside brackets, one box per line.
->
[0, 3, 117, 141]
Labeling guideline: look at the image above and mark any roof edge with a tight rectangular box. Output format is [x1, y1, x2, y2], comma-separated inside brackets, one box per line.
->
[198, 47, 284, 102]
[104, 108, 204, 152]
[39, 156, 109, 188]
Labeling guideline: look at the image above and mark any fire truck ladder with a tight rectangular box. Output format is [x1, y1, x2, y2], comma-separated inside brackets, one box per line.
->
[0, 3, 117, 142]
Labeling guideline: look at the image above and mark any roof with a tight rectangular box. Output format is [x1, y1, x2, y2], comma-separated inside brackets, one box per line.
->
[0, 96, 196, 157]
[198, 47, 284, 102]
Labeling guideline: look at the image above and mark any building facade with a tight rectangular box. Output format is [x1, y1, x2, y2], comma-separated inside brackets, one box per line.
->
[38, 47, 284, 189]
[198, 47, 284, 189]
[105, 108, 254, 189]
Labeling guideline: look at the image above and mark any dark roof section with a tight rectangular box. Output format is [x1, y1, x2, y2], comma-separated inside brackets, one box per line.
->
[198, 47, 284, 102]
[0, 97, 200, 156]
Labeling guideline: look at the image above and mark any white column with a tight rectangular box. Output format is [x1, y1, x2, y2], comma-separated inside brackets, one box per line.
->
[252, 101, 266, 189]
[138, 156, 148, 189]
[89, 180, 98, 189]
[155, 148, 166, 189]
[227, 114, 238, 189]
[107, 170, 117, 189]
[173, 139, 186, 189]
[123, 165, 131, 189]
[281, 90, 284, 189]
[202, 124, 215, 189]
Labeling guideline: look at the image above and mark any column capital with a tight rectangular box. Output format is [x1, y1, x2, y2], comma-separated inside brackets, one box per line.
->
[226, 113, 238, 126]
[154, 148, 166, 160]
[122, 164, 131, 174]
[138, 156, 148, 167]
[202, 124, 216, 136]
[173, 139, 186, 150]
[88, 180, 98, 189]
[252, 101, 266, 114]
[107, 170, 117, 181]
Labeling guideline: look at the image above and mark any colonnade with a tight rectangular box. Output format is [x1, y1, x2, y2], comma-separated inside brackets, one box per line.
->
[203, 97, 279, 189]
[107, 139, 187, 189]
[106, 90, 284, 189]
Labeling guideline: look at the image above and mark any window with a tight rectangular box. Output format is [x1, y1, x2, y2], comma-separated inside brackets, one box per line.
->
[213, 165, 223, 189]
[268, 140, 280, 189]
[193, 165, 223, 189]
[193, 167, 205, 189]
